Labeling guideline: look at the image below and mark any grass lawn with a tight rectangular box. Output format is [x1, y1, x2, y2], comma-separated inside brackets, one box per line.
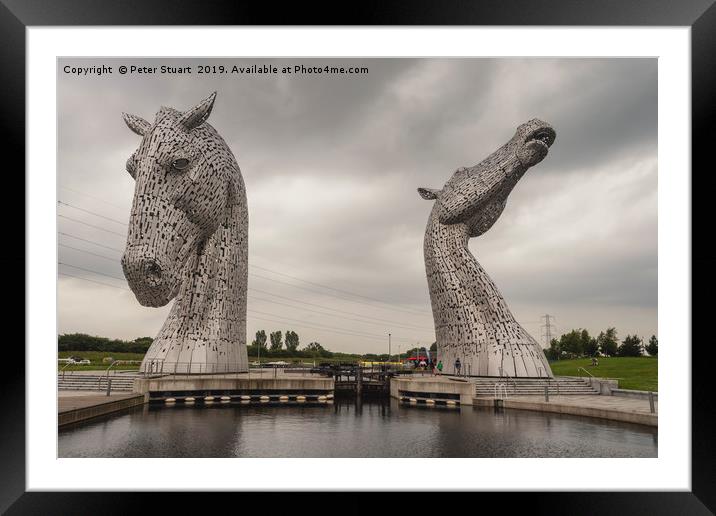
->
[58, 351, 363, 371]
[58, 350, 145, 371]
[549, 356, 658, 392]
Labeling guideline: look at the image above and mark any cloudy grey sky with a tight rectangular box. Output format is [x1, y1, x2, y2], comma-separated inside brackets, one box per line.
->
[57, 58, 657, 354]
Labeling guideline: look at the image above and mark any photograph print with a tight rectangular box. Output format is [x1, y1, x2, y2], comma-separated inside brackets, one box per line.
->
[56, 57, 658, 458]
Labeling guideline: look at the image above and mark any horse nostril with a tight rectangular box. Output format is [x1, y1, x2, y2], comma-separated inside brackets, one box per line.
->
[144, 261, 162, 282]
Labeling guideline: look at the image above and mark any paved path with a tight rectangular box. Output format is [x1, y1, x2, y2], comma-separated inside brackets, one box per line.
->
[58, 392, 142, 413]
[474, 394, 658, 426]
[508, 394, 657, 415]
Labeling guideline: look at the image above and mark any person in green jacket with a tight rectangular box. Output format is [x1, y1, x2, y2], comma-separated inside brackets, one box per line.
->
[436, 360, 443, 374]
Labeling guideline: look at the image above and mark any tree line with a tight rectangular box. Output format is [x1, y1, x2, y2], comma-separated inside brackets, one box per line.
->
[248, 330, 355, 359]
[58, 331, 356, 360]
[544, 327, 657, 361]
[58, 333, 153, 353]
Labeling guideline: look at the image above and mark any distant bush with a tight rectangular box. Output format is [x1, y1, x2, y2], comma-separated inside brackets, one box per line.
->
[58, 333, 153, 353]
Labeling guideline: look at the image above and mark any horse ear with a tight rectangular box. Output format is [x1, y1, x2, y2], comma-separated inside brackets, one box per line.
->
[178, 91, 217, 130]
[122, 112, 151, 136]
[418, 187, 440, 200]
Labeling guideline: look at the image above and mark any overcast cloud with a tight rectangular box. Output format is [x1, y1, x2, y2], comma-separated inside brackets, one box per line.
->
[57, 58, 657, 354]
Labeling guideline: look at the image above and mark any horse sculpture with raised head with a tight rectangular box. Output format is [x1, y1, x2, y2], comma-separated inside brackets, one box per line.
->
[121, 92, 248, 373]
[418, 119, 556, 378]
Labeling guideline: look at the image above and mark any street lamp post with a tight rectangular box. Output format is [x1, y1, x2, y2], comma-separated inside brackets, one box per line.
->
[388, 333, 392, 365]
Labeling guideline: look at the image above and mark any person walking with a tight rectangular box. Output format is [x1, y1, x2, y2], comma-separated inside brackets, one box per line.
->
[429, 359, 436, 376]
[437, 360, 443, 375]
[454, 357, 461, 376]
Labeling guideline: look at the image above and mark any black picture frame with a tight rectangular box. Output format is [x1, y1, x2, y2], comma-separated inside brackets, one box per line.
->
[3, 1, 714, 513]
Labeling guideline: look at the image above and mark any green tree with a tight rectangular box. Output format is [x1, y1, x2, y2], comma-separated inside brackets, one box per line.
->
[645, 335, 658, 356]
[304, 342, 323, 352]
[580, 329, 595, 356]
[597, 328, 619, 357]
[617, 334, 644, 357]
[57, 333, 152, 353]
[285, 330, 300, 352]
[585, 337, 599, 357]
[303, 342, 327, 358]
[269, 331, 283, 351]
[559, 330, 585, 357]
[252, 330, 267, 351]
[430, 342, 437, 352]
[544, 338, 561, 361]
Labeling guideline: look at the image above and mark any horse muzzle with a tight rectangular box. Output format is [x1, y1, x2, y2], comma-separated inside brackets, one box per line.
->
[121, 250, 178, 307]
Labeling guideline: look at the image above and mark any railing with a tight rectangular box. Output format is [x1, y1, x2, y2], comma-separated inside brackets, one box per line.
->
[60, 361, 74, 379]
[103, 360, 121, 395]
[546, 376, 560, 396]
[494, 383, 508, 400]
[134, 361, 333, 380]
[577, 367, 595, 378]
[502, 371, 517, 395]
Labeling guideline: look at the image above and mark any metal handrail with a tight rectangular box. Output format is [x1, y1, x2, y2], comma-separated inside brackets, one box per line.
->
[547, 376, 560, 396]
[104, 360, 121, 392]
[494, 382, 507, 400]
[577, 366, 595, 378]
[503, 371, 517, 395]
[60, 361, 74, 378]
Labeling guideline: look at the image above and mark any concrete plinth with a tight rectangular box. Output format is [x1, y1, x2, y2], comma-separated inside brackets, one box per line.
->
[134, 373, 334, 399]
[390, 376, 475, 405]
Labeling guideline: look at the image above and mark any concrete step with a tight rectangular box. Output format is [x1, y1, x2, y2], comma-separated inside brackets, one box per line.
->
[472, 377, 599, 397]
[57, 379, 135, 383]
[57, 375, 135, 392]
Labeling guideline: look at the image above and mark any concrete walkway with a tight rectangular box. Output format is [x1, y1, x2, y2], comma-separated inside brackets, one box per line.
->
[59, 392, 145, 427]
[58, 391, 141, 410]
[474, 394, 657, 427]
[509, 394, 657, 414]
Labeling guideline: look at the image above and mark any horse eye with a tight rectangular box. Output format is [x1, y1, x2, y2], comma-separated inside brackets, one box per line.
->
[171, 158, 190, 171]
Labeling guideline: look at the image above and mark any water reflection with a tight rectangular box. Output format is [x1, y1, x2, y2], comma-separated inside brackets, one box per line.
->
[59, 399, 657, 458]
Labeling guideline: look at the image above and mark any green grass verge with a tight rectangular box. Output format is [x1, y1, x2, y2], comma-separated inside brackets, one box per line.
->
[58, 351, 144, 371]
[57, 351, 362, 371]
[549, 356, 657, 392]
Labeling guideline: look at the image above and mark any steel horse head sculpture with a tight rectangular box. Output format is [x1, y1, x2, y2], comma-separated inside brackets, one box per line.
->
[418, 119, 556, 378]
[122, 92, 248, 373]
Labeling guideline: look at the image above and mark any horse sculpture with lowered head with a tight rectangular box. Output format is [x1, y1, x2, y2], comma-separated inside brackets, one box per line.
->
[418, 119, 556, 378]
[121, 92, 248, 373]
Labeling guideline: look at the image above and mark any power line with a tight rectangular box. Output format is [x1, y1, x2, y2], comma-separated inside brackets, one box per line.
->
[58, 214, 127, 238]
[59, 224, 431, 319]
[250, 294, 433, 334]
[249, 263, 431, 315]
[58, 240, 433, 331]
[59, 271, 129, 291]
[58, 200, 127, 225]
[247, 309, 417, 343]
[59, 232, 124, 252]
[57, 199, 432, 317]
[59, 243, 118, 262]
[249, 272, 429, 317]
[59, 262, 125, 281]
[59, 185, 127, 210]
[249, 287, 433, 331]
[245, 315, 403, 346]
[59, 271, 421, 345]
[58, 260, 434, 341]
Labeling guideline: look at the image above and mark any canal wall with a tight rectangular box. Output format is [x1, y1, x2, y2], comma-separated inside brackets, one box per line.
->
[134, 375, 335, 401]
[473, 397, 657, 427]
[390, 377, 475, 405]
[59, 393, 145, 427]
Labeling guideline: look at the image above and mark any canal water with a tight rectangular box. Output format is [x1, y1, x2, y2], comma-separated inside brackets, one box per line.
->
[58, 399, 657, 458]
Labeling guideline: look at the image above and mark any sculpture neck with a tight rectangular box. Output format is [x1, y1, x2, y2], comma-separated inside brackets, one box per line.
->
[164, 199, 248, 342]
[423, 204, 516, 321]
